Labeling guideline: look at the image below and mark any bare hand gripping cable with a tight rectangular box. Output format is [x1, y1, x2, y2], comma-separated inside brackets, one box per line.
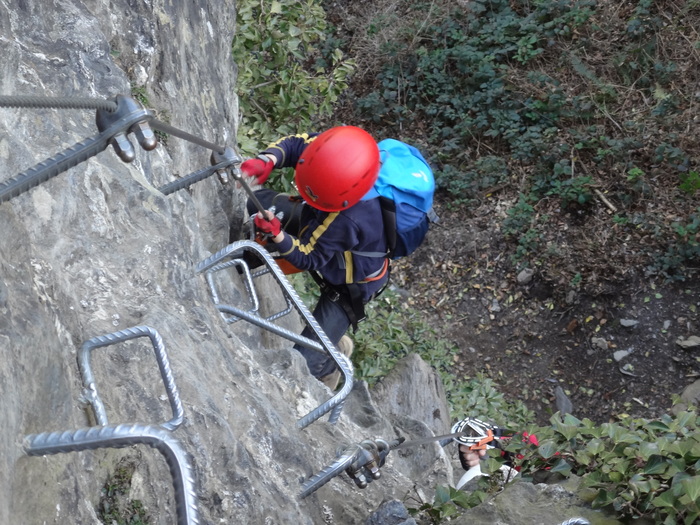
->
[24, 423, 199, 525]
[196, 240, 353, 428]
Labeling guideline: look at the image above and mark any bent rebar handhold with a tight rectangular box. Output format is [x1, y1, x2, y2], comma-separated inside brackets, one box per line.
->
[196, 241, 353, 429]
[24, 423, 199, 525]
[79, 325, 184, 431]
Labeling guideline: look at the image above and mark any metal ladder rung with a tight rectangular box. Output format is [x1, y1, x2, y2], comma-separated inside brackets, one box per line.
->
[196, 240, 353, 428]
[24, 423, 199, 525]
[79, 325, 184, 431]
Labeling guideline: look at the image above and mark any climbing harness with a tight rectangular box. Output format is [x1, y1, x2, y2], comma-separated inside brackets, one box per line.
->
[196, 240, 353, 429]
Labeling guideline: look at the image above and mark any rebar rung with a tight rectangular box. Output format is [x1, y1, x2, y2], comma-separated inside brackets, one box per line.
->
[196, 240, 353, 428]
[79, 325, 184, 431]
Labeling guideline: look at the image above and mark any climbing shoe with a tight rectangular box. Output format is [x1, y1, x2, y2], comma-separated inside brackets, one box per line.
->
[320, 335, 354, 391]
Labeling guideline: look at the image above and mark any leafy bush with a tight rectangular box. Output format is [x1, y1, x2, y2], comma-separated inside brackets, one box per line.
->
[406, 484, 487, 523]
[509, 411, 700, 524]
[679, 171, 700, 196]
[325, 0, 699, 288]
[232, 0, 354, 189]
[410, 410, 699, 524]
[647, 208, 700, 280]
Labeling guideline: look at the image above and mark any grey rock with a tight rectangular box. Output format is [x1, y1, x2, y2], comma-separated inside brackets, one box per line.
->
[372, 353, 452, 438]
[371, 354, 453, 486]
[365, 500, 417, 525]
[676, 335, 700, 349]
[555, 386, 574, 415]
[672, 379, 700, 415]
[452, 475, 621, 524]
[0, 1, 418, 523]
[620, 319, 639, 328]
[591, 337, 608, 350]
[517, 268, 535, 284]
[613, 349, 632, 362]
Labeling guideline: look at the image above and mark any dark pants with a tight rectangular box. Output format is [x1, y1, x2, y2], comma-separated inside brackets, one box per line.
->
[247, 189, 354, 378]
[297, 293, 354, 378]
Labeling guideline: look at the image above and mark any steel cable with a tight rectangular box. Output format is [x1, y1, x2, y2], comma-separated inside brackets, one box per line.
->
[150, 118, 225, 154]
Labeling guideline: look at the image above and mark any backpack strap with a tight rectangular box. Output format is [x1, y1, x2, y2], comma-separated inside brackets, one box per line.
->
[428, 207, 440, 224]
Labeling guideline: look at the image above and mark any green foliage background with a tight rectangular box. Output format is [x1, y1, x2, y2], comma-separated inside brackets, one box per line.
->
[327, 0, 699, 284]
[232, 0, 700, 522]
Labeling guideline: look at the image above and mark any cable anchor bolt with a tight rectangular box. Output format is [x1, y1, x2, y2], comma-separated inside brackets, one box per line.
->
[95, 94, 155, 163]
[210, 147, 241, 185]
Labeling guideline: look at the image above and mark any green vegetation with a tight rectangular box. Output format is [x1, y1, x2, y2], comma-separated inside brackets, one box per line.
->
[326, 0, 699, 286]
[232, 0, 700, 522]
[406, 484, 488, 522]
[98, 461, 150, 525]
[232, 0, 354, 189]
[408, 410, 700, 524]
[516, 412, 700, 524]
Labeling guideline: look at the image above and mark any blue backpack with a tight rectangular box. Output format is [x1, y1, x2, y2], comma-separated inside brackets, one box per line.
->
[359, 139, 438, 259]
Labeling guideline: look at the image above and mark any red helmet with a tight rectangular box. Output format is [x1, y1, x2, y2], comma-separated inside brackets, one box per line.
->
[295, 126, 380, 212]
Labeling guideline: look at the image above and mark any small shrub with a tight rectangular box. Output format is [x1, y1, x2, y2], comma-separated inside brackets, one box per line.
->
[512, 411, 700, 524]
[546, 174, 593, 207]
[406, 484, 487, 523]
[98, 460, 150, 525]
[647, 208, 700, 280]
[679, 171, 700, 196]
[232, 0, 355, 170]
[502, 194, 536, 237]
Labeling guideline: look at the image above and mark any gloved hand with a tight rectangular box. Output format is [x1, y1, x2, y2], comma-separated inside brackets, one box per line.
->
[241, 155, 274, 185]
[254, 212, 282, 238]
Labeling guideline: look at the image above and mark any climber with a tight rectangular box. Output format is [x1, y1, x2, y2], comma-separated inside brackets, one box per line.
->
[448, 417, 539, 489]
[241, 126, 389, 390]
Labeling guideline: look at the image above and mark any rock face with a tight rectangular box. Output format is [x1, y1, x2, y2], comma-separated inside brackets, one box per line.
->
[0, 1, 453, 523]
[0, 2, 610, 524]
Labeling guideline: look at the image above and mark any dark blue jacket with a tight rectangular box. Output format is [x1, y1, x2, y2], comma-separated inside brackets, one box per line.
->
[263, 133, 388, 302]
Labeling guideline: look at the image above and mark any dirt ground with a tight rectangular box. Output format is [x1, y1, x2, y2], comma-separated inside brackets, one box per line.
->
[391, 200, 700, 426]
